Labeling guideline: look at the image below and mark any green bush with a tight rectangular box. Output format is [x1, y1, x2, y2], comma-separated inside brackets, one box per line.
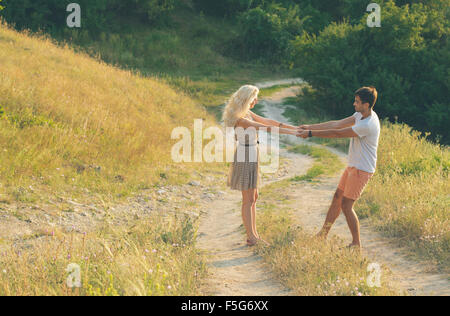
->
[291, 1, 450, 143]
[191, 0, 264, 17]
[231, 4, 306, 62]
[0, 0, 175, 34]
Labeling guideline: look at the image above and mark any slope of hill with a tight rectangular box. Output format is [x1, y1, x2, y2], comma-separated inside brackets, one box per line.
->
[0, 21, 214, 204]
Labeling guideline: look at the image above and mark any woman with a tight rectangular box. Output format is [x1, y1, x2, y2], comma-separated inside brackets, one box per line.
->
[223, 85, 298, 246]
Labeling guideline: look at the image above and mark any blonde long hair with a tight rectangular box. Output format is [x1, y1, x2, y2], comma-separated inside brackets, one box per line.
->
[222, 85, 259, 127]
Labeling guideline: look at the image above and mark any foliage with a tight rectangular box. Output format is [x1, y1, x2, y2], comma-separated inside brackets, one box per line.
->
[231, 3, 306, 62]
[291, 1, 450, 143]
[191, 0, 266, 17]
[0, 0, 176, 34]
[358, 121, 449, 271]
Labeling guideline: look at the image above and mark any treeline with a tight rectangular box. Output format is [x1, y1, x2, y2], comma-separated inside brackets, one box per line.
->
[196, 0, 449, 144]
[1, 0, 448, 143]
[0, 0, 175, 32]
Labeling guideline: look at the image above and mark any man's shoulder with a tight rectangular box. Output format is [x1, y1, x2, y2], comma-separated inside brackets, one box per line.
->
[370, 111, 381, 127]
[372, 111, 380, 119]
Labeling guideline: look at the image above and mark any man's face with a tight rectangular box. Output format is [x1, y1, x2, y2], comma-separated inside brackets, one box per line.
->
[353, 96, 368, 112]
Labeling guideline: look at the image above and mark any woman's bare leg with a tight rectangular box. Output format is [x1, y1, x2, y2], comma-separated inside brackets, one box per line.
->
[251, 190, 259, 239]
[242, 189, 258, 243]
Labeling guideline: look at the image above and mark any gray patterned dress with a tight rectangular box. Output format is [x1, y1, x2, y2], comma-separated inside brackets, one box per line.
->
[227, 112, 260, 191]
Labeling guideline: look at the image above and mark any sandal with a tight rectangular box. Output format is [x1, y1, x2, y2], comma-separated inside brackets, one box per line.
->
[247, 238, 271, 247]
[247, 239, 258, 247]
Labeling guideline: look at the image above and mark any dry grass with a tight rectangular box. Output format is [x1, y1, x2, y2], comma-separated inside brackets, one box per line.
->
[0, 215, 206, 296]
[0, 21, 218, 296]
[255, 146, 400, 296]
[357, 122, 449, 272]
[288, 144, 344, 181]
[255, 183, 400, 296]
[0, 21, 216, 204]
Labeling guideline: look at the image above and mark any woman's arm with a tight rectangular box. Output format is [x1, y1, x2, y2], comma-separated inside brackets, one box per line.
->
[249, 111, 297, 130]
[236, 118, 297, 135]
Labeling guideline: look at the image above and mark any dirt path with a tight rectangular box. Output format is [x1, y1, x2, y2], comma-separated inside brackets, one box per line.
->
[197, 148, 313, 296]
[197, 80, 450, 296]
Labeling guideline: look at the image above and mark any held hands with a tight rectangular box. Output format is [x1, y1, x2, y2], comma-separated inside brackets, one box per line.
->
[297, 130, 310, 139]
[297, 124, 310, 138]
[299, 125, 310, 130]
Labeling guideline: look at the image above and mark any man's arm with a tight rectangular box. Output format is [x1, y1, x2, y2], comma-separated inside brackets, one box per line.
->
[298, 127, 359, 139]
[300, 116, 356, 131]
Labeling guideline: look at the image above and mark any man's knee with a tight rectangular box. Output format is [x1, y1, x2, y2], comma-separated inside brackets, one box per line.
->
[341, 197, 355, 213]
[333, 189, 344, 201]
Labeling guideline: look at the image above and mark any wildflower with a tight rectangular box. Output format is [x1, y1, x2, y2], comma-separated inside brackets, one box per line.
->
[145, 249, 149, 253]
[167, 285, 172, 290]
[357, 293, 363, 296]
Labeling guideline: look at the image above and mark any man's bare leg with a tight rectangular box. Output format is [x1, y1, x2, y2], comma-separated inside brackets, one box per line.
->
[316, 189, 344, 239]
[341, 197, 361, 248]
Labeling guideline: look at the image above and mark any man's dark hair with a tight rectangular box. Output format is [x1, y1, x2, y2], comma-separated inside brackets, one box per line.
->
[355, 86, 378, 109]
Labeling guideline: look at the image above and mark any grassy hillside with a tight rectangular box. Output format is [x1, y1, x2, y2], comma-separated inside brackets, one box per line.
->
[0, 21, 216, 204]
[357, 122, 450, 272]
[57, 5, 291, 118]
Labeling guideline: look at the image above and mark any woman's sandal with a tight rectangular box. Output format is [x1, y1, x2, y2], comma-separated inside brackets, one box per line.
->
[247, 239, 257, 247]
[247, 238, 271, 247]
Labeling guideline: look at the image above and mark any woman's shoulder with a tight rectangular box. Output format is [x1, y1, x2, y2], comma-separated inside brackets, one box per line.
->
[246, 111, 255, 120]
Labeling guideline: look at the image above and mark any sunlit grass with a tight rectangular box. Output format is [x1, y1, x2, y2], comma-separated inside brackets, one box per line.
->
[0, 215, 206, 296]
[256, 180, 400, 296]
[357, 122, 449, 272]
[255, 146, 399, 296]
[288, 144, 344, 181]
[0, 21, 218, 204]
[258, 84, 294, 98]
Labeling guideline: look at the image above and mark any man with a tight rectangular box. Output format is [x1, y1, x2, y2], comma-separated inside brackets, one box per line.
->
[297, 87, 380, 249]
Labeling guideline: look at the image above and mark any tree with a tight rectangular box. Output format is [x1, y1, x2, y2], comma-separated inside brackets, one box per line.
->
[291, 1, 449, 143]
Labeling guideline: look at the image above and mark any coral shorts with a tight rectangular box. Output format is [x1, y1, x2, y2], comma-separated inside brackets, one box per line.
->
[337, 167, 374, 201]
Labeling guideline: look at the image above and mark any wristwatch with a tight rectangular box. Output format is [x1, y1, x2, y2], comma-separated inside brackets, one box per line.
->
[309, 130, 313, 138]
